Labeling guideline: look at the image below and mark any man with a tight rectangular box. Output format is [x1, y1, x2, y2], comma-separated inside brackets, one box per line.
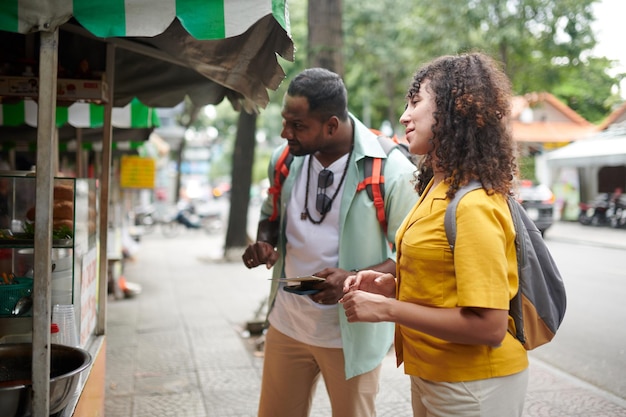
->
[242, 68, 417, 417]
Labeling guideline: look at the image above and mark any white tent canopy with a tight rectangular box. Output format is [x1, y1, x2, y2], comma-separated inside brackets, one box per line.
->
[546, 122, 626, 168]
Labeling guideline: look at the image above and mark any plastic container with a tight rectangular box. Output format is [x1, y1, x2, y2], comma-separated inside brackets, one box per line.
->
[0, 277, 33, 316]
[52, 304, 79, 347]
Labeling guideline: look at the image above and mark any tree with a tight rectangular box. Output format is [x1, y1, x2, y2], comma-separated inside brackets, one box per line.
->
[308, 0, 344, 73]
[207, 0, 625, 259]
[224, 110, 257, 259]
[342, 0, 428, 129]
[341, 0, 623, 126]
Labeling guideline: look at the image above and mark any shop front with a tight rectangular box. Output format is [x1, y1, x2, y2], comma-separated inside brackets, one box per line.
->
[0, 2, 293, 415]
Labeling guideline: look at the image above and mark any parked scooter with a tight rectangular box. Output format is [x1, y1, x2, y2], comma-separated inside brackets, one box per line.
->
[578, 193, 611, 226]
[607, 190, 626, 229]
[132, 204, 157, 232]
[161, 200, 223, 238]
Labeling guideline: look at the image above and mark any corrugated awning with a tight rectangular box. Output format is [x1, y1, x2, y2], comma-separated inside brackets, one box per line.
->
[547, 122, 626, 168]
[512, 121, 598, 143]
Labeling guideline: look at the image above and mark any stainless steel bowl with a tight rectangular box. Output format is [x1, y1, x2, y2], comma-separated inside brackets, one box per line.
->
[0, 343, 92, 417]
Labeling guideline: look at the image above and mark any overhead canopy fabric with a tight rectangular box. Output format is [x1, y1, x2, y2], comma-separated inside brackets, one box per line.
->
[0, 0, 294, 110]
[546, 122, 626, 168]
[0, 98, 160, 128]
[1, 0, 288, 39]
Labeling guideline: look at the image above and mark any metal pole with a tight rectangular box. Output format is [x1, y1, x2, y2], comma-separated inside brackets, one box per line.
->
[76, 127, 84, 177]
[96, 43, 115, 335]
[32, 29, 58, 417]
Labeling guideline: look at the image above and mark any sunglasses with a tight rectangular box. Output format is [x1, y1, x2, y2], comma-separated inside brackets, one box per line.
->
[316, 169, 334, 215]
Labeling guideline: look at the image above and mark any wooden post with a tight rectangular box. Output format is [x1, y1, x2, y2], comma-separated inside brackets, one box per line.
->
[97, 43, 115, 335]
[32, 28, 58, 417]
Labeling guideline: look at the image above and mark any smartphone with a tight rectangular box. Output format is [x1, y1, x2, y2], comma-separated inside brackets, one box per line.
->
[282, 281, 321, 295]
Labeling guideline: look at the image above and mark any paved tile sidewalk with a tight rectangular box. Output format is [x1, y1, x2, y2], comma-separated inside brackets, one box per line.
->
[104, 224, 626, 417]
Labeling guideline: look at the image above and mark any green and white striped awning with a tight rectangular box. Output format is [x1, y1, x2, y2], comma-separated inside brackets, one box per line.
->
[0, 98, 159, 129]
[0, 0, 293, 109]
[0, 0, 289, 39]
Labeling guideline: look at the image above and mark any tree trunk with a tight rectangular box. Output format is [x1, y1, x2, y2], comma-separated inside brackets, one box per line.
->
[224, 110, 257, 260]
[222, 0, 344, 260]
[308, 0, 343, 74]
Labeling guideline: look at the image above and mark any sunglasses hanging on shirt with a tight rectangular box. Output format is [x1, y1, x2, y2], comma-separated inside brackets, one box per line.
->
[301, 146, 353, 224]
[316, 169, 334, 215]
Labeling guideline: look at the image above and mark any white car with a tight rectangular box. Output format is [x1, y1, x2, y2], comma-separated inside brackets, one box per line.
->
[517, 180, 555, 236]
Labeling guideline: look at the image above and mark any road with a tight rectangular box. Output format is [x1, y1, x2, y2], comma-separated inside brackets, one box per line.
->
[532, 239, 626, 400]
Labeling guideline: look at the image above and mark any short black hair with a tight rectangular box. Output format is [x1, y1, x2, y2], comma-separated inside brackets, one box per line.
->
[287, 68, 349, 122]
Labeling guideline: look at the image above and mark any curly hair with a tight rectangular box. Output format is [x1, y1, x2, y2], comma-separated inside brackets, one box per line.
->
[407, 52, 518, 199]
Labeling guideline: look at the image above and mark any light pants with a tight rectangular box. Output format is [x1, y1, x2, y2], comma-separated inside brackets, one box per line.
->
[410, 368, 529, 417]
[258, 325, 381, 417]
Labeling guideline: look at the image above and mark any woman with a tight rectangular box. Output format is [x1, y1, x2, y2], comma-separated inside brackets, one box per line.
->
[340, 52, 528, 417]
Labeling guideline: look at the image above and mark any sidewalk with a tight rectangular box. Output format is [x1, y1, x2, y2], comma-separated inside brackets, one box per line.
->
[104, 222, 626, 417]
[544, 220, 626, 250]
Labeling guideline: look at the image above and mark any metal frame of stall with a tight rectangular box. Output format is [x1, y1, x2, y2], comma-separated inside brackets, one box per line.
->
[31, 30, 114, 416]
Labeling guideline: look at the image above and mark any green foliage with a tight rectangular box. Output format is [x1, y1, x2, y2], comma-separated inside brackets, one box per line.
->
[331, 0, 622, 127]
[201, 101, 282, 185]
[253, 151, 272, 184]
[208, 128, 275, 185]
[21, 221, 73, 240]
[552, 56, 625, 123]
[194, 0, 625, 183]
[255, 0, 625, 139]
[519, 155, 537, 181]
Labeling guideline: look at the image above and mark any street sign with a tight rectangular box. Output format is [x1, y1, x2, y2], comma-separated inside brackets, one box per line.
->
[120, 155, 155, 189]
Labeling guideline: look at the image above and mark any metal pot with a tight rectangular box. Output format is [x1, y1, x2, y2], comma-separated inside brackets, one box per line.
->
[0, 343, 91, 417]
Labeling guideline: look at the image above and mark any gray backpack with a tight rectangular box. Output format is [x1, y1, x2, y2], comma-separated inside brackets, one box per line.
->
[445, 181, 567, 350]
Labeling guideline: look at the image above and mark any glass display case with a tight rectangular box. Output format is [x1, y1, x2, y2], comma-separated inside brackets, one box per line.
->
[0, 173, 99, 348]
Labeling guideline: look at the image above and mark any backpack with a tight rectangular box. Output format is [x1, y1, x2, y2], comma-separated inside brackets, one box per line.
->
[268, 134, 413, 235]
[444, 180, 567, 350]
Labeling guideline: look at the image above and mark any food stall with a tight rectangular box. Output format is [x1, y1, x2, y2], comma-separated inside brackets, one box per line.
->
[0, 1, 294, 415]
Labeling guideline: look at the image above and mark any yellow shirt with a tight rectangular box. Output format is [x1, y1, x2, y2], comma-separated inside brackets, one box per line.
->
[394, 180, 528, 382]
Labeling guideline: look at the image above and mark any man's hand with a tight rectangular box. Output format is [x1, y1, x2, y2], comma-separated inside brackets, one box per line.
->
[242, 241, 279, 269]
[308, 268, 354, 305]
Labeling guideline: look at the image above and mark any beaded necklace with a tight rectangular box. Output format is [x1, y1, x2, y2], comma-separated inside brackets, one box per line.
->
[301, 144, 354, 224]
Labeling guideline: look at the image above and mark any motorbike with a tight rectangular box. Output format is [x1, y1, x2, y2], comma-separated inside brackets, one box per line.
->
[132, 204, 157, 231]
[578, 193, 611, 226]
[608, 195, 626, 229]
[161, 201, 223, 238]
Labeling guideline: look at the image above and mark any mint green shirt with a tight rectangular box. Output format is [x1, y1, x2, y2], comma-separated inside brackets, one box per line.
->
[259, 115, 418, 379]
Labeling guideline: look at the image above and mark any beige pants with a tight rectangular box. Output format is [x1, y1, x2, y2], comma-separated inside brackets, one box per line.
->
[258, 325, 382, 417]
[410, 368, 529, 417]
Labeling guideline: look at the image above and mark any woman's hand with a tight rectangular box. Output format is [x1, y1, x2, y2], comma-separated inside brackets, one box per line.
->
[340, 290, 392, 323]
[343, 270, 396, 298]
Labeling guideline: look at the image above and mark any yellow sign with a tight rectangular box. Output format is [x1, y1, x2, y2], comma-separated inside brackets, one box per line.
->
[542, 142, 571, 151]
[120, 156, 156, 189]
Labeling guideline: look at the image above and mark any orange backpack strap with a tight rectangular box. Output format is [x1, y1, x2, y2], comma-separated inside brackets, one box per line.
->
[268, 147, 294, 221]
[355, 135, 408, 235]
[356, 156, 387, 234]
